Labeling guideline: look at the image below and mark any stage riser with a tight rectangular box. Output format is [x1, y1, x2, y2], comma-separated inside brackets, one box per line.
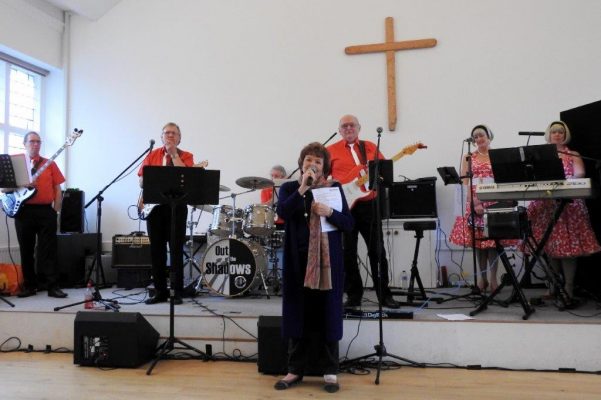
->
[2, 311, 600, 372]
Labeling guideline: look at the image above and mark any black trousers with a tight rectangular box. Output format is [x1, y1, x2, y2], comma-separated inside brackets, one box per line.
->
[15, 204, 59, 290]
[146, 204, 187, 294]
[343, 199, 391, 301]
[287, 288, 339, 376]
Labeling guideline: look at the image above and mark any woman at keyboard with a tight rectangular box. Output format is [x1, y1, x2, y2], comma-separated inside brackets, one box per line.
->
[449, 125, 503, 293]
[527, 121, 600, 302]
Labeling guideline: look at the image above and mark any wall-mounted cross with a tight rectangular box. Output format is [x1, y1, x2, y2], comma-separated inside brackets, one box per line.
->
[345, 17, 437, 131]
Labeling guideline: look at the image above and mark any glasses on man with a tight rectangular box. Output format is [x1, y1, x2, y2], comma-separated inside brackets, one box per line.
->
[27, 140, 42, 144]
[340, 123, 357, 129]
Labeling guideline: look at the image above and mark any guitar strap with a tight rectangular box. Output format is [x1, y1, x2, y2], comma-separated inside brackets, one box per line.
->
[357, 141, 368, 166]
[31, 157, 46, 175]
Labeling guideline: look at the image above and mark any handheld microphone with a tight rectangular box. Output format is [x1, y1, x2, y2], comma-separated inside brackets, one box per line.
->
[464, 137, 475, 143]
[518, 131, 545, 136]
[376, 127, 383, 134]
[306, 166, 317, 186]
[149, 139, 155, 150]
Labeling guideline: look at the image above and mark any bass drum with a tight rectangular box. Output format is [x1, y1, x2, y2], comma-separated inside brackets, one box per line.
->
[201, 238, 266, 297]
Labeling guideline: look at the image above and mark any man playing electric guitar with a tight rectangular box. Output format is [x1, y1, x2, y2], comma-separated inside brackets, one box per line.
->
[138, 122, 207, 305]
[327, 115, 400, 309]
[14, 132, 67, 298]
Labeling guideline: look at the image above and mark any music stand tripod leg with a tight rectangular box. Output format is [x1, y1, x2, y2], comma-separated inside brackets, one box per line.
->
[0, 294, 15, 307]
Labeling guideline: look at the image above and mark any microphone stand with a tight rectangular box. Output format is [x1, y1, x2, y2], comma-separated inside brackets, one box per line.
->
[54, 142, 154, 312]
[340, 128, 422, 384]
[286, 132, 338, 179]
[436, 141, 483, 304]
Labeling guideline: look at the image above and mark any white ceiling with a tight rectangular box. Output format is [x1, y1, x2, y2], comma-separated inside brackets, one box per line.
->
[43, 0, 121, 21]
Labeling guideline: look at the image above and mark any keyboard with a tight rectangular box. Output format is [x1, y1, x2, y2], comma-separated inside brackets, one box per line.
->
[476, 178, 593, 201]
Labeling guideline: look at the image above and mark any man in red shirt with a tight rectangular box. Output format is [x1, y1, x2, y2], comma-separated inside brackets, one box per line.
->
[138, 122, 198, 305]
[327, 115, 400, 309]
[15, 132, 67, 298]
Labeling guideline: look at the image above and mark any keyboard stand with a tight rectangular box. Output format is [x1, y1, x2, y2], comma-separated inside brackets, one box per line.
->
[470, 240, 535, 320]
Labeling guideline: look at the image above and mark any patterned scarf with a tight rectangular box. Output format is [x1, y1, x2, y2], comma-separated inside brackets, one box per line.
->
[304, 179, 334, 290]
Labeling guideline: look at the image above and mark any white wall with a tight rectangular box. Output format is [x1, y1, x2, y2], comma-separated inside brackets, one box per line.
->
[4, 0, 601, 272]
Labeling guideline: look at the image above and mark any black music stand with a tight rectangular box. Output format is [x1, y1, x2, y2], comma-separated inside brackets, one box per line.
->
[143, 166, 219, 375]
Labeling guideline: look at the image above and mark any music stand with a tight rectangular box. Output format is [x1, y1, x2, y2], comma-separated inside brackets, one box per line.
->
[489, 144, 566, 183]
[143, 166, 219, 375]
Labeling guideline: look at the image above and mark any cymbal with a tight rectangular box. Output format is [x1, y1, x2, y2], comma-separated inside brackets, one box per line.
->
[192, 204, 215, 213]
[219, 185, 231, 192]
[235, 176, 274, 189]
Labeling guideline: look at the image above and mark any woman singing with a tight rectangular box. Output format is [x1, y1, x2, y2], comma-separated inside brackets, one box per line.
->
[274, 142, 353, 393]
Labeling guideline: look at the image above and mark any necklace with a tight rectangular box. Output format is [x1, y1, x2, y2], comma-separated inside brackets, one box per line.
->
[477, 149, 489, 157]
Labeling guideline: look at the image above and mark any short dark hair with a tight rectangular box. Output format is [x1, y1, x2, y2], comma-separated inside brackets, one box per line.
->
[297, 142, 331, 177]
[23, 131, 40, 144]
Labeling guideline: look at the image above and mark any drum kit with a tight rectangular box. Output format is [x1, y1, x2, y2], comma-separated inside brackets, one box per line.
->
[183, 176, 291, 298]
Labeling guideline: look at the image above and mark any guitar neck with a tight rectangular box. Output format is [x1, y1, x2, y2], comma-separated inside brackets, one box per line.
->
[31, 144, 67, 181]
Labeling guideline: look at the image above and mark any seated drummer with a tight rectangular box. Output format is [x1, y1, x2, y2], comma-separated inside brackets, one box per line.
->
[261, 164, 287, 228]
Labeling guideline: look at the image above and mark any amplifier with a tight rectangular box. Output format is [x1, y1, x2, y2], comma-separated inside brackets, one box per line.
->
[112, 235, 152, 269]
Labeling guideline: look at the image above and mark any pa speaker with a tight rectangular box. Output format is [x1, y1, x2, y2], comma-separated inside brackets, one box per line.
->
[60, 189, 84, 233]
[74, 311, 159, 368]
[257, 315, 326, 376]
[389, 178, 437, 218]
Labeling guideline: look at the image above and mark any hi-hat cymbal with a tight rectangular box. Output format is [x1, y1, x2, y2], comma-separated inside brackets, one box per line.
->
[192, 204, 215, 213]
[235, 176, 274, 189]
[219, 185, 231, 192]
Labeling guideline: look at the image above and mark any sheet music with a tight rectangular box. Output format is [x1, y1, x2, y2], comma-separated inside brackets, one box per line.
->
[311, 187, 342, 232]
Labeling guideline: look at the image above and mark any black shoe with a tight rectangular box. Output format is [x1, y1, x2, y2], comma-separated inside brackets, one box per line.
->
[17, 287, 37, 298]
[48, 287, 68, 298]
[274, 375, 303, 390]
[343, 297, 362, 308]
[145, 293, 168, 304]
[381, 296, 401, 309]
[324, 382, 340, 393]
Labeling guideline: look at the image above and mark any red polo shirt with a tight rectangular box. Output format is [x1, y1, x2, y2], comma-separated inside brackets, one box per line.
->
[28, 157, 65, 205]
[327, 139, 385, 203]
[138, 147, 194, 176]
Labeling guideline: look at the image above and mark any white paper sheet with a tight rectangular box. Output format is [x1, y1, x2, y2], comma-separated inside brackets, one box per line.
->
[311, 187, 342, 232]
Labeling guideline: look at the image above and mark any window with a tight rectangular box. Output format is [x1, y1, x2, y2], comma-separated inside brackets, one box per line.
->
[0, 59, 43, 154]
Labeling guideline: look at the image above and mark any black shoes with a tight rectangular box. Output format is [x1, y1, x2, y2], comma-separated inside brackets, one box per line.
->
[17, 287, 37, 298]
[343, 297, 362, 308]
[145, 293, 183, 305]
[274, 375, 303, 390]
[48, 287, 68, 298]
[381, 295, 401, 309]
[324, 382, 340, 393]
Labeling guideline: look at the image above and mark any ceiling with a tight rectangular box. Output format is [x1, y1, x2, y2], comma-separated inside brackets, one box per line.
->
[43, 0, 121, 21]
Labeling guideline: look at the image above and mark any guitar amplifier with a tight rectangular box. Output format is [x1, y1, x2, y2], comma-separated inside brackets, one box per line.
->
[112, 235, 152, 269]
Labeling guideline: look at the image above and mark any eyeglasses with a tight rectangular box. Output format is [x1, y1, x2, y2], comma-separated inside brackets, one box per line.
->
[27, 140, 42, 144]
[163, 130, 179, 135]
[340, 123, 357, 129]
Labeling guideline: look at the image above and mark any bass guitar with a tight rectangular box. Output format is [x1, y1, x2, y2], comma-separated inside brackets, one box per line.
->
[0, 129, 83, 218]
[339, 142, 427, 209]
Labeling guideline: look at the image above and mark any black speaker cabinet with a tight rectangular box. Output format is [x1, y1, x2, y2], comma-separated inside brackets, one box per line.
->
[60, 189, 84, 233]
[56, 233, 99, 287]
[112, 235, 152, 269]
[389, 178, 437, 218]
[257, 316, 326, 376]
[74, 311, 159, 368]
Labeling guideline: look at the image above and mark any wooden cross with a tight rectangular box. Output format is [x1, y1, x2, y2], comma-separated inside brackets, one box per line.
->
[345, 17, 437, 131]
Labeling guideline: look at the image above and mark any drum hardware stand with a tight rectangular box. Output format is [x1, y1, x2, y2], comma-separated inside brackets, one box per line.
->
[340, 128, 423, 384]
[183, 206, 205, 295]
[389, 221, 436, 307]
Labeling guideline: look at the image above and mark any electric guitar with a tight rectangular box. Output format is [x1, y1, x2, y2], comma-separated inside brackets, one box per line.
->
[0, 129, 83, 218]
[339, 142, 427, 209]
[138, 159, 209, 220]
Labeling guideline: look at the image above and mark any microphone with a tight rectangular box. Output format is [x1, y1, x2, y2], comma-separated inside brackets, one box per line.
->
[149, 139, 155, 150]
[464, 137, 475, 143]
[518, 131, 545, 136]
[376, 127, 383, 134]
[306, 166, 317, 186]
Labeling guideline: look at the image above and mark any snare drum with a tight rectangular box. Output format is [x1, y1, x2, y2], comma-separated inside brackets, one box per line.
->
[243, 204, 275, 237]
[209, 205, 243, 237]
[201, 238, 266, 297]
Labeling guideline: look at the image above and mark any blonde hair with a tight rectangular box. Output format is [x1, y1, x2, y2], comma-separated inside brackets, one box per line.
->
[544, 121, 571, 144]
